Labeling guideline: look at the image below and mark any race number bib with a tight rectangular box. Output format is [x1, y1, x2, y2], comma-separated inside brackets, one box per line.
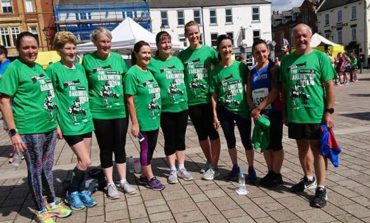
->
[252, 88, 271, 109]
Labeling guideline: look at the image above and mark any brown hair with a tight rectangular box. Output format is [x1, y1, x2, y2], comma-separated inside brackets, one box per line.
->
[131, 41, 150, 65]
[184, 20, 199, 35]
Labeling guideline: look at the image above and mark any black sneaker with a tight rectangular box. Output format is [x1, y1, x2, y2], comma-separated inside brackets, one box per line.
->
[290, 176, 317, 193]
[310, 187, 327, 208]
[274, 173, 283, 185]
[259, 171, 274, 187]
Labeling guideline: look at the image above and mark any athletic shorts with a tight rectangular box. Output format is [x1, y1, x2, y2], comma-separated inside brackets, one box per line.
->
[64, 132, 92, 147]
[288, 123, 321, 140]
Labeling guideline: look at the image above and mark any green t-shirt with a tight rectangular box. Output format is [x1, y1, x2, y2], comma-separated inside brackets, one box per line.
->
[280, 50, 335, 124]
[210, 61, 249, 118]
[147, 56, 188, 112]
[124, 65, 161, 131]
[178, 45, 218, 106]
[82, 51, 127, 119]
[47, 61, 94, 135]
[0, 59, 57, 134]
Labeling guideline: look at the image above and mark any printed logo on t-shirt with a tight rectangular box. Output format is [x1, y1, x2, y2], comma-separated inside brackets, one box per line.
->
[63, 80, 89, 125]
[143, 80, 161, 118]
[32, 74, 57, 118]
[97, 71, 121, 107]
[220, 75, 242, 107]
[161, 66, 185, 102]
[186, 58, 208, 97]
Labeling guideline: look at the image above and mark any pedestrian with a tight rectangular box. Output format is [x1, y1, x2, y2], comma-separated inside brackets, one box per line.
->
[210, 34, 256, 182]
[349, 52, 358, 82]
[148, 31, 193, 184]
[82, 27, 136, 199]
[47, 31, 96, 210]
[124, 41, 165, 191]
[247, 39, 284, 187]
[0, 31, 72, 223]
[280, 23, 335, 208]
[0, 45, 10, 76]
[178, 21, 221, 180]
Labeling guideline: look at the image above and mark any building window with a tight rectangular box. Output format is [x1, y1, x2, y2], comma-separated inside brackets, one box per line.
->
[25, 0, 34, 12]
[337, 30, 342, 43]
[351, 6, 356, 20]
[253, 30, 260, 42]
[225, 8, 232, 24]
[0, 27, 11, 47]
[161, 11, 168, 27]
[177, 10, 184, 26]
[193, 10, 201, 25]
[351, 27, 356, 41]
[211, 33, 218, 47]
[226, 32, 234, 45]
[325, 14, 329, 26]
[252, 7, 260, 21]
[179, 34, 187, 47]
[11, 27, 19, 46]
[210, 9, 217, 25]
[29, 26, 39, 45]
[1, 0, 12, 13]
[337, 10, 342, 23]
[127, 11, 133, 18]
[325, 33, 330, 39]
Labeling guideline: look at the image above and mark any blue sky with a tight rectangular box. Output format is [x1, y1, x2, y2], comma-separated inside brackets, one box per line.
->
[271, 0, 304, 11]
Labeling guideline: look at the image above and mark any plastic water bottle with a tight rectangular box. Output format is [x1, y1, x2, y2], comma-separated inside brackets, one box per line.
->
[128, 156, 134, 173]
[134, 159, 141, 173]
[12, 152, 23, 167]
[235, 171, 248, 195]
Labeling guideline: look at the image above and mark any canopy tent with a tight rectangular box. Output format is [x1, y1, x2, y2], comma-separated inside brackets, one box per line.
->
[310, 33, 337, 47]
[77, 17, 183, 54]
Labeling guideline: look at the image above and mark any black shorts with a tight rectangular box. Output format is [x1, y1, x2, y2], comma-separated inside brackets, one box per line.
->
[64, 132, 92, 147]
[188, 103, 219, 141]
[288, 123, 321, 140]
[265, 111, 283, 151]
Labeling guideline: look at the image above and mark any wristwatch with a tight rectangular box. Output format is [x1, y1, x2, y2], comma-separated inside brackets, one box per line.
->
[8, 128, 18, 137]
[324, 108, 334, 114]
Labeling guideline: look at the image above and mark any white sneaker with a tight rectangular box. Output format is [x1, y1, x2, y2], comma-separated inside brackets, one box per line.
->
[120, 181, 137, 195]
[178, 168, 193, 181]
[202, 167, 219, 181]
[167, 169, 178, 184]
[107, 183, 120, 199]
[200, 161, 211, 173]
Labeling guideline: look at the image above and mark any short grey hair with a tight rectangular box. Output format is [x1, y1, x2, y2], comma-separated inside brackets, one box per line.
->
[91, 27, 112, 43]
[292, 23, 313, 36]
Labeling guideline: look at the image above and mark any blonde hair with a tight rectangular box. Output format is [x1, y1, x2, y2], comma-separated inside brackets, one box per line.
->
[184, 20, 199, 35]
[53, 31, 78, 50]
[91, 27, 112, 43]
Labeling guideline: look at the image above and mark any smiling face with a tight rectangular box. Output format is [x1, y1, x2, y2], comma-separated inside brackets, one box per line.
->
[135, 45, 151, 68]
[158, 35, 172, 56]
[185, 25, 201, 46]
[252, 43, 269, 65]
[59, 42, 76, 64]
[18, 36, 38, 65]
[217, 39, 233, 62]
[94, 33, 111, 57]
[293, 24, 312, 55]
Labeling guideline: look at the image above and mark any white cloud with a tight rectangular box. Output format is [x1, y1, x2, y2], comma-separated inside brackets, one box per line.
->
[271, 0, 304, 11]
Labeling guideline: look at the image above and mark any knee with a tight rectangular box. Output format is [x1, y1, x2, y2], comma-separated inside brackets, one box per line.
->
[79, 158, 92, 170]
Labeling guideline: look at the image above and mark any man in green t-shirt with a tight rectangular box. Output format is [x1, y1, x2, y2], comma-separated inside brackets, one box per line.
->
[280, 24, 335, 208]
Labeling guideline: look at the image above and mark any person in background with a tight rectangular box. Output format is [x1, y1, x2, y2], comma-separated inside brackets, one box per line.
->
[210, 34, 256, 183]
[349, 52, 358, 82]
[247, 39, 284, 187]
[124, 41, 165, 191]
[0, 45, 10, 76]
[82, 27, 136, 199]
[280, 24, 335, 208]
[47, 31, 96, 210]
[0, 32, 72, 223]
[148, 31, 193, 184]
[178, 21, 221, 180]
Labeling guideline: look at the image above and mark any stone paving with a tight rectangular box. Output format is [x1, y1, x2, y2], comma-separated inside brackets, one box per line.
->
[1, 72, 370, 223]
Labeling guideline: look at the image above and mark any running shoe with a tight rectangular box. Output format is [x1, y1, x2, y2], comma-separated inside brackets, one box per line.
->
[120, 181, 137, 194]
[167, 169, 178, 184]
[310, 187, 328, 208]
[79, 190, 97, 208]
[65, 191, 85, 211]
[147, 177, 165, 191]
[178, 168, 193, 181]
[290, 176, 317, 193]
[200, 161, 211, 173]
[247, 166, 257, 183]
[202, 167, 219, 181]
[107, 183, 120, 199]
[36, 209, 55, 223]
[47, 200, 72, 218]
[227, 165, 240, 181]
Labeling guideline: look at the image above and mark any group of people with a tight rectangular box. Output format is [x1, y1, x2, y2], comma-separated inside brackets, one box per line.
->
[333, 51, 360, 85]
[0, 21, 335, 223]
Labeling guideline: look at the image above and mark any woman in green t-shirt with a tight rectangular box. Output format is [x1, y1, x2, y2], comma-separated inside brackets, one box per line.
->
[82, 27, 136, 199]
[148, 31, 192, 184]
[0, 32, 72, 223]
[178, 21, 221, 181]
[47, 31, 96, 210]
[124, 41, 164, 191]
[210, 35, 256, 183]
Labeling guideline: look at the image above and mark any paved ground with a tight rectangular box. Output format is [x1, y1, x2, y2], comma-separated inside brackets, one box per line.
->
[1, 71, 370, 223]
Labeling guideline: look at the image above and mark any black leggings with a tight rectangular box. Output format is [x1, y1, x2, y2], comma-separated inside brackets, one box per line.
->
[217, 106, 252, 150]
[93, 118, 128, 168]
[189, 103, 219, 141]
[161, 110, 188, 156]
[140, 130, 159, 166]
